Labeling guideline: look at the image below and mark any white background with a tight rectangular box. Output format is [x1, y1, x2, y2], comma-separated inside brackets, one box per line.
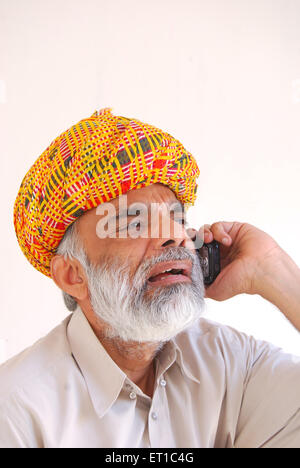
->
[0, 0, 299, 363]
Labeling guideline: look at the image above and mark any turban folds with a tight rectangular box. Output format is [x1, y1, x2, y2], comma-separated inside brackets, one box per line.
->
[14, 108, 200, 277]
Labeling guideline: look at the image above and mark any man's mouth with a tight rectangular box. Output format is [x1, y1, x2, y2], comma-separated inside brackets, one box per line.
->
[147, 260, 192, 287]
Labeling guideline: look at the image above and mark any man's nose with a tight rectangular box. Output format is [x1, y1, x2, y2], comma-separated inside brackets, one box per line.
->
[151, 212, 194, 251]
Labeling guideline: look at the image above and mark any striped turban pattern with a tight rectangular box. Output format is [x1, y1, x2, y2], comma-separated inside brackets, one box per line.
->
[14, 108, 200, 277]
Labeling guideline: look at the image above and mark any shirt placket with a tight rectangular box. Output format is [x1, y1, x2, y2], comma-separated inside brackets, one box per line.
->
[148, 368, 175, 448]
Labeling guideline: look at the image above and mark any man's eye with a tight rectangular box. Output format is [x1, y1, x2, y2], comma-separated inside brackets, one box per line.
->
[117, 220, 143, 232]
[128, 221, 141, 230]
[174, 216, 186, 225]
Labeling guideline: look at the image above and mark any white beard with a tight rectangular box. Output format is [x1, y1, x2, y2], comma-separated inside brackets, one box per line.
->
[85, 246, 206, 343]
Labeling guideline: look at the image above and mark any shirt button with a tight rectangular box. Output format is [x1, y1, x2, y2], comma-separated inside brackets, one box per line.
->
[129, 392, 137, 400]
[160, 378, 167, 387]
[151, 411, 158, 420]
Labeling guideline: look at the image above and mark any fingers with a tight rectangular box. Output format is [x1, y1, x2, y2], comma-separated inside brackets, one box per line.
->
[211, 222, 233, 245]
[203, 221, 237, 246]
[190, 221, 242, 248]
[203, 224, 212, 243]
[196, 224, 211, 244]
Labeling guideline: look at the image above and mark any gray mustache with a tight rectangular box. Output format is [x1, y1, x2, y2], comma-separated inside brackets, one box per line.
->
[147, 246, 197, 267]
[136, 246, 200, 280]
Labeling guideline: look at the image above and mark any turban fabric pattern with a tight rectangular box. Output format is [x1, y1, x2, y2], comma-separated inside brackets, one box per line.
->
[14, 108, 200, 277]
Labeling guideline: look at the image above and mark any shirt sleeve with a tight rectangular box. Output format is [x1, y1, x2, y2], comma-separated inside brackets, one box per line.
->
[0, 396, 43, 448]
[234, 336, 300, 448]
[0, 412, 27, 448]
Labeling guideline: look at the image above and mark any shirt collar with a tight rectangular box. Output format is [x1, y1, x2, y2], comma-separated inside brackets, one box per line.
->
[172, 340, 201, 385]
[154, 338, 201, 385]
[172, 325, 204, 385]
[67, 307, 127, 418]
[67, 307, 201, 418]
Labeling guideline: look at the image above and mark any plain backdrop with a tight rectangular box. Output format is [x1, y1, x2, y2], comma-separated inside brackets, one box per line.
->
[0, 0, 299, 363]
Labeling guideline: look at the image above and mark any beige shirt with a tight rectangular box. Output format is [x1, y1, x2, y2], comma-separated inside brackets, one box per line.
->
[0, 307, 299, 448]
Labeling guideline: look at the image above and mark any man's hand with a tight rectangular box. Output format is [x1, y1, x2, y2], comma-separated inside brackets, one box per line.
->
[199, 221, 281, 301]
[199, 221, 300, 331]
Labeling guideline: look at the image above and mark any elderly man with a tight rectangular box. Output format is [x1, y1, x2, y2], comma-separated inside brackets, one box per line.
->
[1, 108, 300, 448]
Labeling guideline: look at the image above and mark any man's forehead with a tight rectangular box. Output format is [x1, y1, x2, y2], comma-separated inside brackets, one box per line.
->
[112, 183, 178, 206]
[78, 183, 185, 229]
[78, 183, 182, 227]
[100, 183, 180, 213]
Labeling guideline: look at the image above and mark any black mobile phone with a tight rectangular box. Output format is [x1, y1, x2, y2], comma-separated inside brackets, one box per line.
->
[197, 240, 220, 285]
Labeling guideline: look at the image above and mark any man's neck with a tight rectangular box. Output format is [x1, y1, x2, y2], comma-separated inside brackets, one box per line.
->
[97, 336, 160, 398]
[80, 304, 162, 398]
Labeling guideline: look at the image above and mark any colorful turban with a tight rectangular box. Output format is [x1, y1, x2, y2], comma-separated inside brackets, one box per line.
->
[14, 108, 200, 277]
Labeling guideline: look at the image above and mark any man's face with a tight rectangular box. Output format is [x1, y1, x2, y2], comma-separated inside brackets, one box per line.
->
[76, 183, 205, 342]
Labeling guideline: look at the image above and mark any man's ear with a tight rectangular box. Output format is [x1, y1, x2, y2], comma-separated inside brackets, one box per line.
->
[50, 255, 89, 301]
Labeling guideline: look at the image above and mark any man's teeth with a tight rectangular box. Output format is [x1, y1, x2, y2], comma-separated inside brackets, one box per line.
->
[161, 268, 183, 274]
[148, 267, 185, 282]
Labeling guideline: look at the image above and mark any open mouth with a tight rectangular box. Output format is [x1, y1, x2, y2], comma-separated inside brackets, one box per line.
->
[148, 268, 185, 282]
[147, 261, 192, 286]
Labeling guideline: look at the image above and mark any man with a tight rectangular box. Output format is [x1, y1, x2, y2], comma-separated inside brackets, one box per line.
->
[1, 108, 299, 448]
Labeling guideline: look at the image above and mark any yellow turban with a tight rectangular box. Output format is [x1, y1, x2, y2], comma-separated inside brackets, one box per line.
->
[13, 108, 200, 277]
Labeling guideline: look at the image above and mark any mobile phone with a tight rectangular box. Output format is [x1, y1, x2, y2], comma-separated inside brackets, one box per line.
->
[197, 240, 220, 285]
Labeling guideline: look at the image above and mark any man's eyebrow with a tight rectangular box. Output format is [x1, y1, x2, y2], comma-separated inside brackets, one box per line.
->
[170, 202, 184, 212]
[106, 208, 142, 224]
[114, 209, 137, 221]
[122, 201, 184, 213]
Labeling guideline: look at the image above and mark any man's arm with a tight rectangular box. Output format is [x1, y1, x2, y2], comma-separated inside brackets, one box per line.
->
[253, 246, 300, 332]
[202, 221, 300, 331]
[200, 221, 300, 447]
